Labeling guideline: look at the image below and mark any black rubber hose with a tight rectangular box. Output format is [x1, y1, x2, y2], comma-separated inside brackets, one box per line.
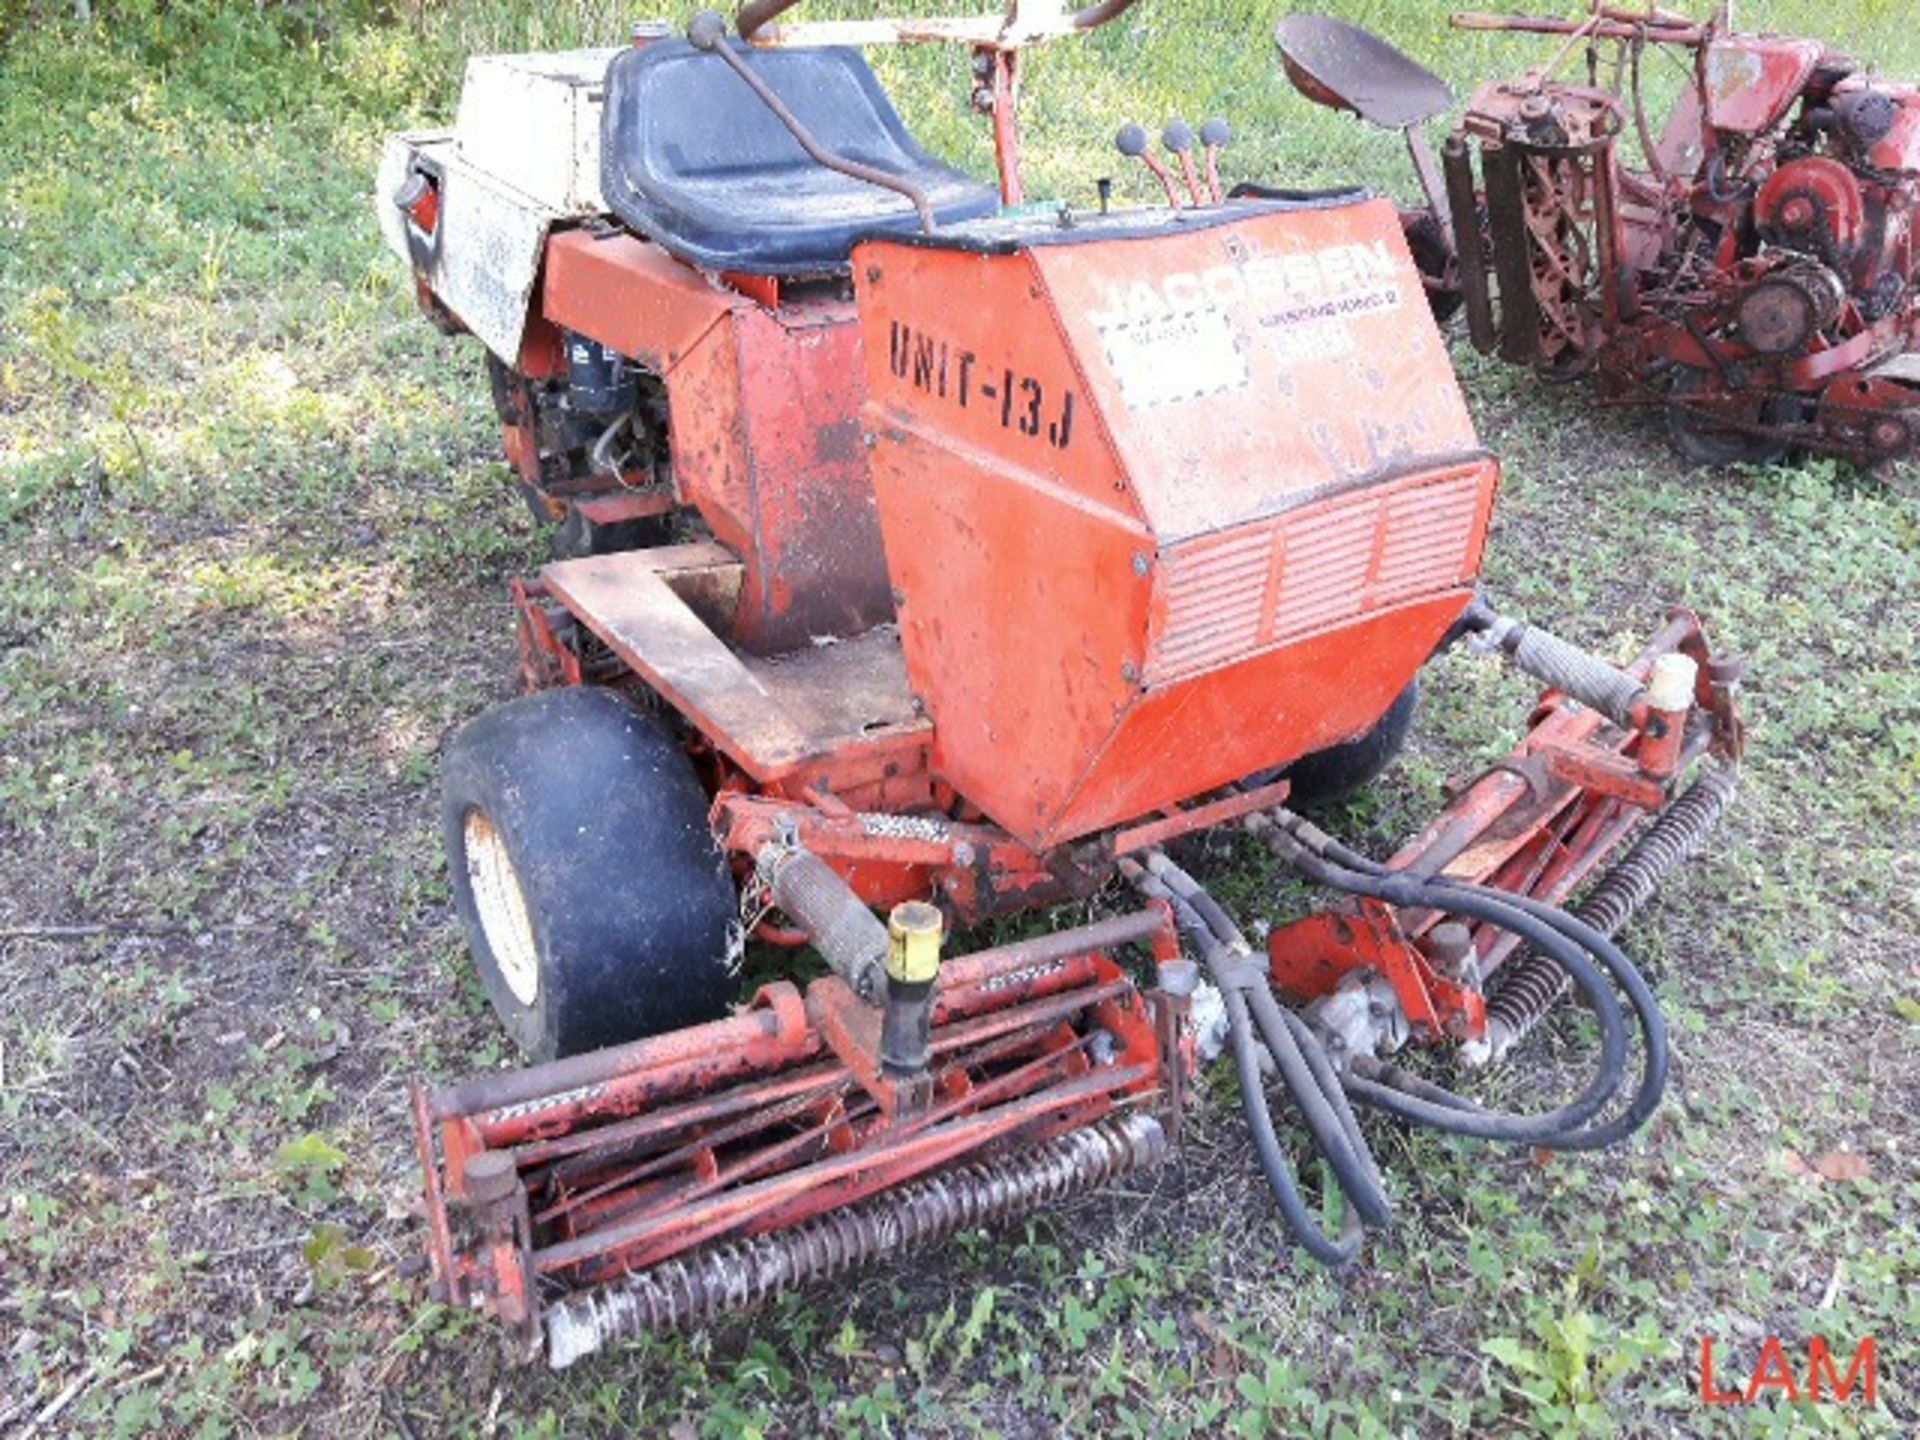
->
[1146, 854, 1392, 1222]
[1423, 883, 1668, 1151]
[1276, 1007, 1395, 1188]
[1273, 839, 1633, 1144]
[1178, 883, 1247, 954]
[1281, 823, 1669, 1150]
[1137, 862, 1385, 1258]
[1223, 984, 1361, 1266]
[1349, 1054, 1482, 1113]
[1243, 984, 1393, 1229]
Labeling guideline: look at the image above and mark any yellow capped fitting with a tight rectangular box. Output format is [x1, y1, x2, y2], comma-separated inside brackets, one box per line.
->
[886, 901, 944, 984]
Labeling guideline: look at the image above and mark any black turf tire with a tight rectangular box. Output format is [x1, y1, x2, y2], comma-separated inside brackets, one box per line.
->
[1284, 681, 1420, 808]
[440, 686, 738, 1062]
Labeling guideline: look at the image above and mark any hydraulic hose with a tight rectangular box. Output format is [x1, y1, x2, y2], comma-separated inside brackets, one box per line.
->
[1244, 983, 1391, 1227]
[1146, 854, 1377, 1186]
[1127, 856, 1391, 1263]
[1125, 791, 1675, 1266]
[1224, 984, 1361, 1266]
[1429, 885, 1665, 1151]
[1268, 831, 1631, 1143]
[1259, 811, 1669, 1151]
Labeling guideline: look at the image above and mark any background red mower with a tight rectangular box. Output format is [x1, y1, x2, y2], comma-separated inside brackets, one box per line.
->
[1278, 4, 1920, 467]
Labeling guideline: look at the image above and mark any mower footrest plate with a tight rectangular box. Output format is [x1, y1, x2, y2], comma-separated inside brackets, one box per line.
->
[543, 546, 926, 779]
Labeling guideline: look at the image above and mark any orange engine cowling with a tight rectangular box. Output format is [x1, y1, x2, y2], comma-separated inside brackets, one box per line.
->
[853, 196, 1498, 851]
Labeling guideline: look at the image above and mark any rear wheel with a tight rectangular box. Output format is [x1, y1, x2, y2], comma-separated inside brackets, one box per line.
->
[1245, 682, 1419, 809]
[440, 686, 739, 1061]
[1283, 681, 1420, 808]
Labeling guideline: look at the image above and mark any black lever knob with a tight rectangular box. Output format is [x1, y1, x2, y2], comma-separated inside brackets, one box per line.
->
[1115, 122, 1149, 157]
[1162, 119, 1195, 153]
[1200, 117, 1231, 149]
[688, 9, 727, 49]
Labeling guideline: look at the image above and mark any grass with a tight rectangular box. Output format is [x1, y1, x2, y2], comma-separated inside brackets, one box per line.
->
[2, 0, 1918, 1434]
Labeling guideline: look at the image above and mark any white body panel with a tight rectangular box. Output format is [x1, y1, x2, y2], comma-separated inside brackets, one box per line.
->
[452, 48, 621, 214]
[374, 48, 622, 364]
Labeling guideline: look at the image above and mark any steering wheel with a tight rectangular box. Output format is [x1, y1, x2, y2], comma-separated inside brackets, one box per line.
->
[733, 0, 1142, 48]
[693, 0, 1144, 208]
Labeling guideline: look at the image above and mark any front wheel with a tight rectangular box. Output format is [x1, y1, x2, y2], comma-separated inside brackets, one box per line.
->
[440, 687, 739, 1061]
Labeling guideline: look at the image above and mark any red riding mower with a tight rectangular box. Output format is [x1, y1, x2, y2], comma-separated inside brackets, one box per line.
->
[1277, 4, 1920, 467]
[379, 0, 1744, 1366]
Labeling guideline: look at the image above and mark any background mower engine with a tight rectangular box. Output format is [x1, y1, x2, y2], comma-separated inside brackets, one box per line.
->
[382, 0, 1745, 1367]
[1278, 4, 1920, 467]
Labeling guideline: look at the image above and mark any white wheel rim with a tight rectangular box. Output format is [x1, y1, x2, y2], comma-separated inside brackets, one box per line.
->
[463, 807, 541, 1007]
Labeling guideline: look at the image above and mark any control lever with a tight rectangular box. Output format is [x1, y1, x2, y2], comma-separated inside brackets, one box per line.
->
[1199, 117, 1230, 204]
[1116, 123, 1182, 207]
[1161, 119, 1207, 206]
[687, 9, 935, 232]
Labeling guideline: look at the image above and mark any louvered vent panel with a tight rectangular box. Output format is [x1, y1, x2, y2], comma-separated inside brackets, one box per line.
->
[1146, 468, 1485, 685]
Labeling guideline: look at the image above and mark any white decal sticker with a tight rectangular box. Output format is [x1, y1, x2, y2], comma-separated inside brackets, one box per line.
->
[1087, 239, 1407, 405]
[1097, 307, 1248, 409]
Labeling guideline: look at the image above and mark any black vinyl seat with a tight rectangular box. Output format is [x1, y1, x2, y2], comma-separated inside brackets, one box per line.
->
[600, 40, 1000, 276]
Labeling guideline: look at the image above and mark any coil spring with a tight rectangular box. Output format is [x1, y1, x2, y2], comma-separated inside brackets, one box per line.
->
[1485, 764, 1738, 1055]
[543, 1111, 1168, 1368]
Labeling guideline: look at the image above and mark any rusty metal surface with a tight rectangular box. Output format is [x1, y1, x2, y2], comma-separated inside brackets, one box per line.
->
[538, 233, 896, 652]
[1483, 765, 1739, 1057]
[572, 489, 675, 523]
[1701, 36, 1824, 137]
[1112, 776, 1294, 856]
[1266, 610, 1741, 1044]
[435, 981, 818, 1138]
[543, 228, 737, 373]
[684, 301, 897, 652]
[1424, 10, 1920, 463]
[414, 913, 1177, 1346]
[712, 791, 1060, 920]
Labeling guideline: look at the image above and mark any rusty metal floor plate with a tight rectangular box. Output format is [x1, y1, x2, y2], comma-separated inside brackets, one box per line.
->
[544, 546, 924, 779]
